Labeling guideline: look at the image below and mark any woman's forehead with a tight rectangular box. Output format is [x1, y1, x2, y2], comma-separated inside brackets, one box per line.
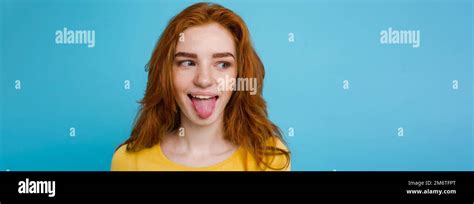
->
[176, 23, 236, 57]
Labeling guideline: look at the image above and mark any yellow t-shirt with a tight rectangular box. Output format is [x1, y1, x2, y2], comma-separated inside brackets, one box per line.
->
[111, 138, 290, 171]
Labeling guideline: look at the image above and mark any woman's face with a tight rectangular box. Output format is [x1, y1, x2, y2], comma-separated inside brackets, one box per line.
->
[173, 23, 237, 126]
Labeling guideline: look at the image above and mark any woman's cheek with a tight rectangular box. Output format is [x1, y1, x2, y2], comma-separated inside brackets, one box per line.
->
[174, 70, 192, 90]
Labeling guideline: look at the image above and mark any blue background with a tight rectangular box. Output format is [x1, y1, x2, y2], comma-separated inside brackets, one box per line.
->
[0, 0, 472, 171]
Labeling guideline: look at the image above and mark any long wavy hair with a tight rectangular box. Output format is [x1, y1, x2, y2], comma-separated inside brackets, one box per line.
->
[119, 2, 290, 170]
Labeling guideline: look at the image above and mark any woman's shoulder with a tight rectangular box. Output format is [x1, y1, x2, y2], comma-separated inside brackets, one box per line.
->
[110, 144, 137, 171]
[266, 137, 289, 151]
[261, 137, 291, 171]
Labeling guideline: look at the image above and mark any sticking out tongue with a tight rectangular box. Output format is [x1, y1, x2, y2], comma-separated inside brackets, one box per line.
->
[191, 97, 217, 119]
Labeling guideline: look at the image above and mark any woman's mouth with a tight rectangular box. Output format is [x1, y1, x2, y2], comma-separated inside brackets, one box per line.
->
[187, 94, 219, 119]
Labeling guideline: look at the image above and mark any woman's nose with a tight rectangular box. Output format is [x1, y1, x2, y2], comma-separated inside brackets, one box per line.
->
[193, 64, 213, 88]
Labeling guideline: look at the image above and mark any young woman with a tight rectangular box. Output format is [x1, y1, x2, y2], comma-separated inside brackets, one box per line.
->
[111, 2, 290, 171]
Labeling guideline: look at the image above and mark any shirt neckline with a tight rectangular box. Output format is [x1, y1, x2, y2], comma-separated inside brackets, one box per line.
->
[156, 142, 242, 171]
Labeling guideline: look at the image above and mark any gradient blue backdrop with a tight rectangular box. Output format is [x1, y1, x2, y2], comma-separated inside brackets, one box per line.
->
[1, 0, 472, 170]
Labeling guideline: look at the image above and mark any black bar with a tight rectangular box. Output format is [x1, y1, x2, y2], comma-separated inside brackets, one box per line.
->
[0, 172, 472, 202]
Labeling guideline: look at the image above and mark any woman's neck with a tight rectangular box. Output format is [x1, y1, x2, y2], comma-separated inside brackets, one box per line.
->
[169, 113, 234, 156]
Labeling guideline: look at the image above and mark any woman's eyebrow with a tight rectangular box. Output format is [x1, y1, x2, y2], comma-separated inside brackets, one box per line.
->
[174, 52, 197, 58]
[213, 52, 235, 59]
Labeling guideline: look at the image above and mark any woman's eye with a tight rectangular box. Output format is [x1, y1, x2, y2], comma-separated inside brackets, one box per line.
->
[216, 62, 231, 69]
[178, 60, 195, 67]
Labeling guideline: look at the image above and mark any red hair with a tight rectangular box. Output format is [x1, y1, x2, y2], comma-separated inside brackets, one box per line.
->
[120, 2, 290, 170]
